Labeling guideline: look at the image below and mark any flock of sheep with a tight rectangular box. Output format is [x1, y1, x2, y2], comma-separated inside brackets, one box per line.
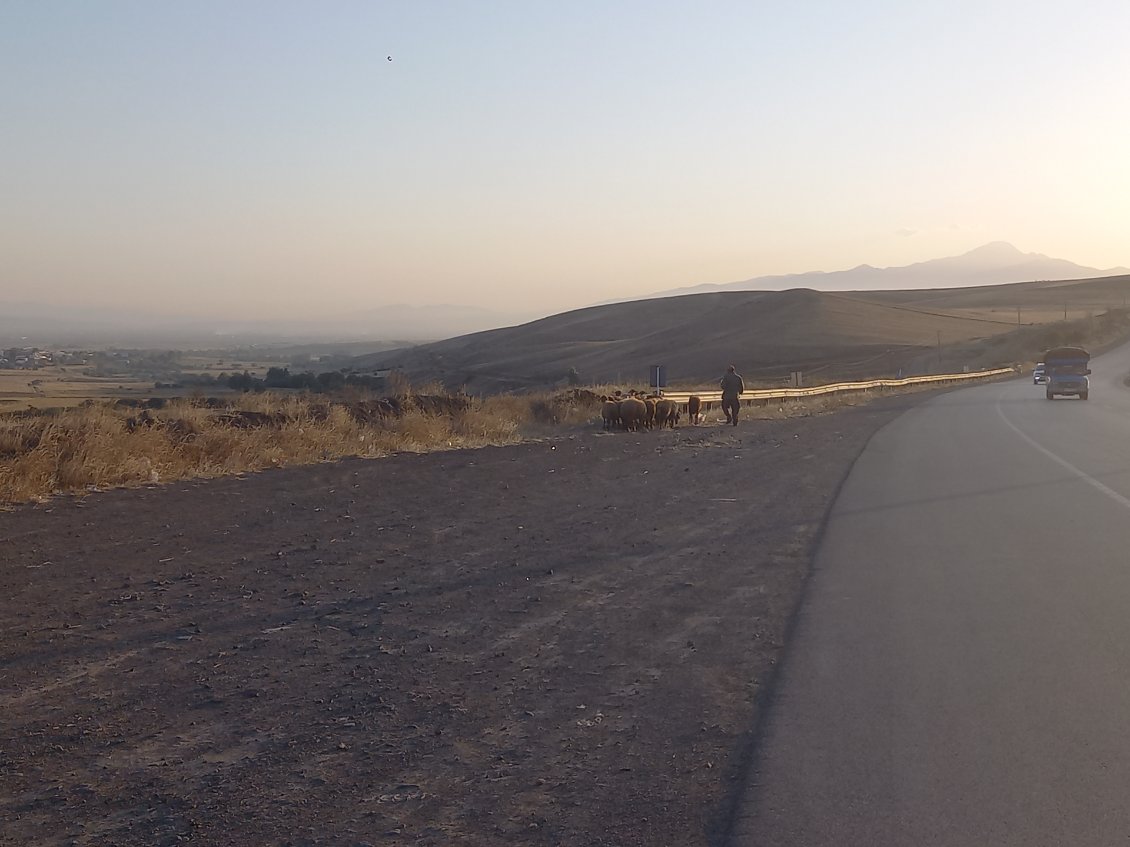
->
[599, 392, 703, 432]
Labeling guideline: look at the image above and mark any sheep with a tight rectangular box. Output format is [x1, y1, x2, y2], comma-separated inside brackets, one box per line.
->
[653, 398, 679, 429]
[618, 397, 648, 432]
[601, 398, 621, 430]
[687, 395, 702, 425]
[643, 397, 657, 430]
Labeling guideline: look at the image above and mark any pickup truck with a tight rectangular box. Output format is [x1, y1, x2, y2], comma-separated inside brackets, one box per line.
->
[1043, 346, 1090, 400]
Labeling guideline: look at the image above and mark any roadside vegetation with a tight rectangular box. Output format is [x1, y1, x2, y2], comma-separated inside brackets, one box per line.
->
[0, 389, 603, 505]
[0, 375, 997, 506]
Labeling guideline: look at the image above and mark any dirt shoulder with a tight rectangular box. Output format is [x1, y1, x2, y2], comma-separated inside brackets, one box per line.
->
[1, 397, 915, 846]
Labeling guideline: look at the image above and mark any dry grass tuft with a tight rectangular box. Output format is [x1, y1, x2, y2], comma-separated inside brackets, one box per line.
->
[0, 390, 577, 505]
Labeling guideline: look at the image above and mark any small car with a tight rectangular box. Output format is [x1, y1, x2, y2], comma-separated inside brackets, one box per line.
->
[1033, 363, 1046, 384]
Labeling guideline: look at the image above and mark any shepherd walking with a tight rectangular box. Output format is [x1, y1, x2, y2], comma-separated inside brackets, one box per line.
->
[720, 364, 745, 426]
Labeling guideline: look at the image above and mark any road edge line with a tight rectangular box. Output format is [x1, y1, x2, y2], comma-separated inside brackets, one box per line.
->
[996, 401, 1130, 511]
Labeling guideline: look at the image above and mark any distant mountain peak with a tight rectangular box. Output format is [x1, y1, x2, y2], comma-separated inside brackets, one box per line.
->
[964, 241, 1025, 258]
[640, 243, 1126, 299]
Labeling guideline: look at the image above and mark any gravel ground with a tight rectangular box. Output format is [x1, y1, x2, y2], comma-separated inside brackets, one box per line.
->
[0, 397, 913, 846]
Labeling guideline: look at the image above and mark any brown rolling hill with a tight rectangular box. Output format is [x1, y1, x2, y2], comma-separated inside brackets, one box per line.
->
[358, 275, 1130, 393]
[856, 274, 1130, 313]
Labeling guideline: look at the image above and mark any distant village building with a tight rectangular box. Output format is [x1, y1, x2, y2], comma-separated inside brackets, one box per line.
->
[0, 347, 92, 369]
[2, 347, 40, 369]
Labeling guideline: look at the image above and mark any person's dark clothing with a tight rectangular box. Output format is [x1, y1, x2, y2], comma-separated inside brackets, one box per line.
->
[720, 372, 744, 398]
[719, 371, 745, 426]
[721, 396, 740, 425]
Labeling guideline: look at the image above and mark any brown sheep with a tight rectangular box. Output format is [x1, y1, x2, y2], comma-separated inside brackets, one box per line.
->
[687, 395, 702, 425]
[601, 399, 620, 430]
[618, 397, 647, 432]
[643, 397, 657, 430]
[653, 398, 679, 429]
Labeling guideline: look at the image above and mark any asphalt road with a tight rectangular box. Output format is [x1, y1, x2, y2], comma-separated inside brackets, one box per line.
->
[731, 343, 1130, 846]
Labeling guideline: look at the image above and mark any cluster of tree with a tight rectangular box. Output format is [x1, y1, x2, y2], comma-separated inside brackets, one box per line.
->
[227, 367, 386, 394]
[157, 371, 230, 388]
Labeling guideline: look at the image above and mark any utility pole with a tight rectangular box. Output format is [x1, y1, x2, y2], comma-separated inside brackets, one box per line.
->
[1017, 306, 1021, 326]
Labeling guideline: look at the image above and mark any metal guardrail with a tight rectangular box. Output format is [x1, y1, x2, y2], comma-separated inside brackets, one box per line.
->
[660, 367, 1016, 405]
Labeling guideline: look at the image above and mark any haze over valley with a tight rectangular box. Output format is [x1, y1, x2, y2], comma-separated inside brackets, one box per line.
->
[3, 242, 1125, 351]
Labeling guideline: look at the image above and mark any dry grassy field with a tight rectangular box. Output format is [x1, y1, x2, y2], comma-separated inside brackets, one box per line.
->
[0, 359, 282, 412]
[0, 368, 158, 411]
[0, 390, 603, 505]
[172, 355, 274, 377]
[0, 378, 986, 507]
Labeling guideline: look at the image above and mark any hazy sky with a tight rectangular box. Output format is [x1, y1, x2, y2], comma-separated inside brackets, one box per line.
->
[3, 1, 1129, 320]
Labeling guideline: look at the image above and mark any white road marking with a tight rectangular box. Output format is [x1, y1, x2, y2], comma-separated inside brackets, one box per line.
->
[996, 399, 1130, 511]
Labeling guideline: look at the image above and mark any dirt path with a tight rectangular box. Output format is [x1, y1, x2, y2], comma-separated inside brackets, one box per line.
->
[1, 398, 911, 846]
